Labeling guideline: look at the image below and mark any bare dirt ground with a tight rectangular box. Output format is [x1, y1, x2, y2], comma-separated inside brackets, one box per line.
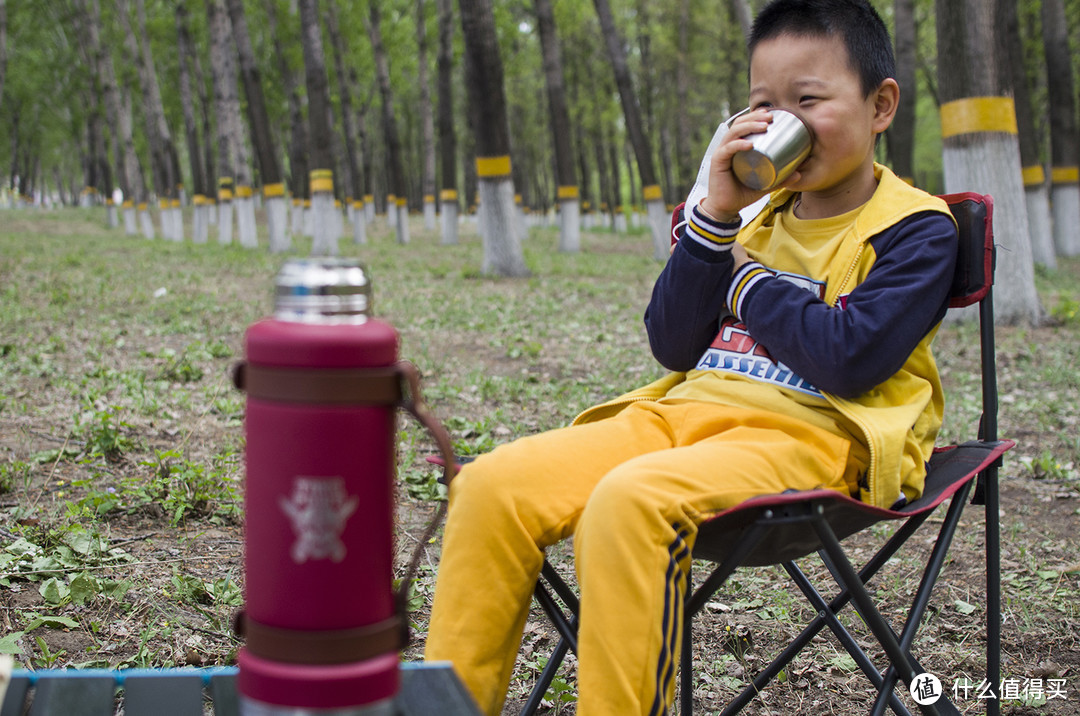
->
[1, 209, 1078, 714]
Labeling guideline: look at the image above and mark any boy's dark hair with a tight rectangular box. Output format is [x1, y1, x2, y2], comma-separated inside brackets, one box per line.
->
[749, 0, 895, 97]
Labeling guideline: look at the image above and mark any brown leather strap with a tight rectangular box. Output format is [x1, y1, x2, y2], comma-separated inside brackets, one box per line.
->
[237, 612, 403, 665]
[233, 362, 403, 405]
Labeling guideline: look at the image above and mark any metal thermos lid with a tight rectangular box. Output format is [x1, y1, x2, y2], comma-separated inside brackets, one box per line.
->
[273, 258, 371, 324]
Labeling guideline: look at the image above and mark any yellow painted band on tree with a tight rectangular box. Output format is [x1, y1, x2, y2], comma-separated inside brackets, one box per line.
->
[171, 199, 181, 209]
[1021, 166, 1046, 186]
[310, 169, 333, 193]
[137, 202, 148, 211]
[940, 96, 1018, 138]
[557, 186, 579, 200]
[263, 183, 286, 198]
[122, 200, 135, 209]
[642, 184, 664, 201]
[235, 185, 254, 199]
[424, 194, 435, 204]
[514, 194, 522, 204]
[159, 199, 171, 210]
[303, 200, 312, 208]
[364, 194, 374, 203]
[476, 155, 512, 178]
[106, 199, 114, 206]
[218, 189, 234, 201]
[440, 189, 458, 201]
[192, 195, 207, 206]
[352, 199, 364, 209]
[397, 197, 407, 207]
[1051, 167, 1080, 184]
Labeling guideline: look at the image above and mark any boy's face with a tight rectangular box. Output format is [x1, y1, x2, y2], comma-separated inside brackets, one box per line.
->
[748, 33, 894, 202]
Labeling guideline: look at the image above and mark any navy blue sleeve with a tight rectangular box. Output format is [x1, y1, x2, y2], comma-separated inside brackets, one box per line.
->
[644, 231, 737, 372]
[735, 211, 957, 398]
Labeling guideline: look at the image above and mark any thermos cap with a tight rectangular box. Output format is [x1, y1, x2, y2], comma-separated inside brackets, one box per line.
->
[274, 258, 371, 324]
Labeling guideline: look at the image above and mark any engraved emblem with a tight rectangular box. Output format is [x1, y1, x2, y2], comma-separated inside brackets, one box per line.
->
[279, 477, 359, 563]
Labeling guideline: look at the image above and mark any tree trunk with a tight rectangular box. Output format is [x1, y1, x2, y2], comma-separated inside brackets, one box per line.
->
[82, 0, 134, 224]
[134, 0, 183, 239]
[890, 0, 916, 183]
[436, 0, 458, 245]
[325, 0, 366, 246]
[591, 0, 667, 258]
[207, 0, 238, 245]
[729, 0, 752, 39]
[264, 0, 301, 248]
[416, 0, 438, 232]
[299, 0, 338, 255]
[0, 0, 7, 116]
[1041, 0, 1080, 257]
[937, 0, 1040, 325]
[459, 0, 528, 276]
[367, 0, 410, 244]
[227, 0, 286, 251]
[535, 0, 579, 252]
[998, 0, 1054, 268]
[176, 1, 211, 244]
[674, 0, 692, 200]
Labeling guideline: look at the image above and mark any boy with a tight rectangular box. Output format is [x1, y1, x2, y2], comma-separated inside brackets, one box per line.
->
[425, 1, 958, 714]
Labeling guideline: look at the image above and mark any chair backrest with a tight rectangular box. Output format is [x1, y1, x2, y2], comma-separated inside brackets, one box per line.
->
[939, 192, 994, 308]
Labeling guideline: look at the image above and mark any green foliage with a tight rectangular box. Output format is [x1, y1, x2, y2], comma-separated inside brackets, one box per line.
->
[74, 405, 136, 460]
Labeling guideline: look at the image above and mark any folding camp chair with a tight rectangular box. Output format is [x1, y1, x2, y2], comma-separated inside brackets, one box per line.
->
[521, 192, 1013, 716]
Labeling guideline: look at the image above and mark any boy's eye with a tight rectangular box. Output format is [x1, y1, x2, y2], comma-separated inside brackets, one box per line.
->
[799, 96, 818, 104]
[753, 102, 773, 110]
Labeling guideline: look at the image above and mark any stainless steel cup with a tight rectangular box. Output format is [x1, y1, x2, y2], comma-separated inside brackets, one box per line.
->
[732, 109, 813, 192]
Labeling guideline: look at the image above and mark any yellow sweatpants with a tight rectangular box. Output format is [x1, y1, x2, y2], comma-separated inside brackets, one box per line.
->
[424, 401, 860, 716]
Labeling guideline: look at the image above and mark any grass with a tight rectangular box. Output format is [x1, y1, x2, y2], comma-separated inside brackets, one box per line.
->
[1, 206, 1078, 714]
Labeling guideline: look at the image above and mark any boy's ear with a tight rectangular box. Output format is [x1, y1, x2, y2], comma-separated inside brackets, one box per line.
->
[871, 78, 900, 133]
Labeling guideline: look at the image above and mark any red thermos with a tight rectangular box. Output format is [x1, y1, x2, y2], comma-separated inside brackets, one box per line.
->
[235, 258, 402, 715]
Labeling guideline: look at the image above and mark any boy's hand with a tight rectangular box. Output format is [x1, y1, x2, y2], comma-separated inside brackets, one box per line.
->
[730, 242, 752, 271]
[699, 109, 799, 221]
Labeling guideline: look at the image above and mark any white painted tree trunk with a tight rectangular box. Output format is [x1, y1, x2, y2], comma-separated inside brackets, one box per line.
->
[440, 203, 459, 245]
[614, 211, 627, 233]
[169, 204, 184, 241]
[291, 199, 304, 236]
[558, 198, 580, 253]
[365, 199, 375, 224]
[943, 136, 1041, 323]
[139, 206, 155, 239]
[645, 198, 671, 260]
[423, 197, 436, 231]
[192, 203, 210, 244]
[107, 203, 118, 229]
[387, 196, 397, 228]
[1025, 185, 1056, 270]
[1050, 184, 1080, 256]
[395, 202, 410, 244]
[236, 195, 258, 248]
[352, 202, 367, 245]
[478, 178, 529, 276]
[123, 205, 137, 235]
[218, 201, 234, 245]
[310, 192, 339, 255]
[266, 195, 290, 253]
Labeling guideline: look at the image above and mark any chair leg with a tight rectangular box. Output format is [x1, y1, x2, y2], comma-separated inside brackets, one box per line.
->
[521, 560, 581, 716]
[870, 483, 973, 716]
[812, 515, 961, 716]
